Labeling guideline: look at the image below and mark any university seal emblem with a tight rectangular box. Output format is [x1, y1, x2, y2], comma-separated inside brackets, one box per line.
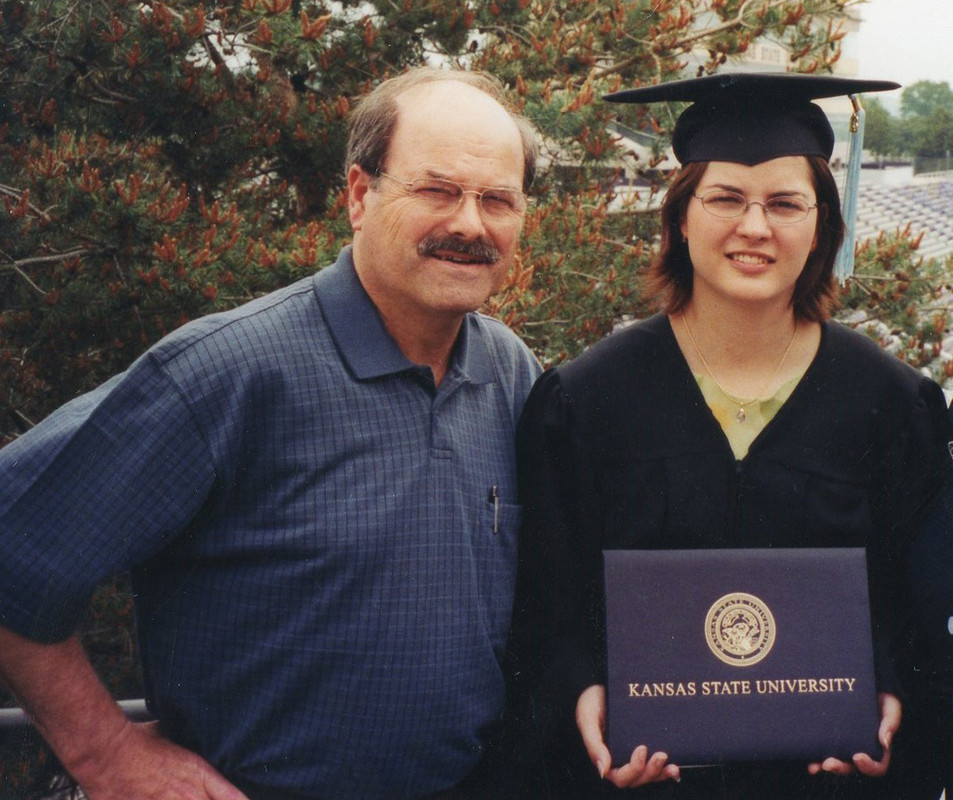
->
[705, 592, 776, 667]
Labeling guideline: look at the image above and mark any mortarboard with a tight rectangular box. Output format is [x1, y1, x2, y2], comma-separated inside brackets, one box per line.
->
[603, 72, 898, 166]
[604, 73, 900, 280]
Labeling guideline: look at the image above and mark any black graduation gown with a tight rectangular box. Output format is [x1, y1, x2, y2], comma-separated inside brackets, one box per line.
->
[906, 402, 953, 795]
[502, 314, 951, 800]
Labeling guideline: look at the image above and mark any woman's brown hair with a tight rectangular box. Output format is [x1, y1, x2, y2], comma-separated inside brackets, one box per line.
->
[648, 155, 844, 321]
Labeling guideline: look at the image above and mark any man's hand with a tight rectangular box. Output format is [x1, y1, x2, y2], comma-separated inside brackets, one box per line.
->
[575, 684, 681, 788]
[0, 627, 247, 800]
[807, 692, 901, 778]
[70, 720, 248, 800]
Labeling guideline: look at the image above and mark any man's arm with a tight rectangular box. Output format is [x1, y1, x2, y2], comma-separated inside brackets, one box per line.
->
[0, 625, 247, 800]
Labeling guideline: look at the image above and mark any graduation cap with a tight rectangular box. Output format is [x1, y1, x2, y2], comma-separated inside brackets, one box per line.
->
[604, 73, 900, 280]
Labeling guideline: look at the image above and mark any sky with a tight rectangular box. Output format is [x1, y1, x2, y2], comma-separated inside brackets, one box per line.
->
[852, 0, 953, 96]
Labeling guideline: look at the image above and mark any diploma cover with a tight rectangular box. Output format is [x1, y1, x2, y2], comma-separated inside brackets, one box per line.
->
[604, 548, 882, 765]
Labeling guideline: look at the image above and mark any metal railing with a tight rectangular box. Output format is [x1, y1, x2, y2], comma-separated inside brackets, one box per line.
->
[0, 699, 151, 731]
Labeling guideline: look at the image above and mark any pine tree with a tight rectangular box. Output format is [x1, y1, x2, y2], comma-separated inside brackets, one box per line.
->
[2, 0, 860, 439]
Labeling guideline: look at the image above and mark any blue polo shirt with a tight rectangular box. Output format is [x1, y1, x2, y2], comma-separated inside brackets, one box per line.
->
[0, 247, 541, 799]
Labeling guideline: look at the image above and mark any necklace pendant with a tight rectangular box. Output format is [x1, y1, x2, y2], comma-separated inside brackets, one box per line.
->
[736, 405, 747, 423]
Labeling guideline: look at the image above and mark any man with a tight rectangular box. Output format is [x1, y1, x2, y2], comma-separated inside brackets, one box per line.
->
[0, 67, 541, 800]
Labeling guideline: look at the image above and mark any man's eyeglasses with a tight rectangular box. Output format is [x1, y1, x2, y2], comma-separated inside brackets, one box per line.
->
[693, 189, 817, 225]
[375, 172, 527, 222]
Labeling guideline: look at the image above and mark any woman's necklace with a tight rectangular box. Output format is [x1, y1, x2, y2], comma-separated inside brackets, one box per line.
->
[680, 313, 799, 424]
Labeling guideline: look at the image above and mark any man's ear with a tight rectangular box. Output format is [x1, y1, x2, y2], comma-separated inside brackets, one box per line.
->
[347, 164, 371, 231]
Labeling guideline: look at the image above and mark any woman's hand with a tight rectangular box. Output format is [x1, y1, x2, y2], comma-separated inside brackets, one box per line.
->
[575, 684, 681, 788]
[807, 692, 901, 778]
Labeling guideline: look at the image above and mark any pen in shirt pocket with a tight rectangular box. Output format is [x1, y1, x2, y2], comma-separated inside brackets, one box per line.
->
[488, 486, 500, 534]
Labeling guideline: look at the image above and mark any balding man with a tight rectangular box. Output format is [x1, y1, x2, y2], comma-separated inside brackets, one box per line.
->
[0, 68, 541, 800]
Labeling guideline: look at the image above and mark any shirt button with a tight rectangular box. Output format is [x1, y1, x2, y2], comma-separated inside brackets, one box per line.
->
[947, 616, 953, 636]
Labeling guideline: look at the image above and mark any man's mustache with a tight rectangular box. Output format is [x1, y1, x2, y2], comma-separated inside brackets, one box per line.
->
[417, 235, 501, 264]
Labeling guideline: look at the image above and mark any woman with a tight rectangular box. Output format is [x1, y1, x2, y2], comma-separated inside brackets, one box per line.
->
[504, 74, 952, 799]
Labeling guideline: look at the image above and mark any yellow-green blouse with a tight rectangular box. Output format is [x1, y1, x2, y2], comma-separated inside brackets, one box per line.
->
[694, 372, 805, 459]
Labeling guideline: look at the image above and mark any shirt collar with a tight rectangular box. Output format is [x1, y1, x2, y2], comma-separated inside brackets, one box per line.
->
[312, 247, 495, 385]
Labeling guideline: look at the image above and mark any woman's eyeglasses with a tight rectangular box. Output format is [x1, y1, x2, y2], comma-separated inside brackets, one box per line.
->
[693, 189, 817, 225]
[375, 172, 527, 222]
